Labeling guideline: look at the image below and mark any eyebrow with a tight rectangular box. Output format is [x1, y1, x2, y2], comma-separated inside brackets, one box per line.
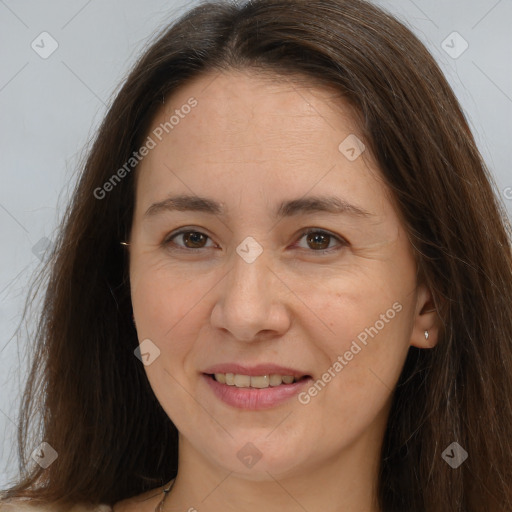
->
[143, 194, 374, 219]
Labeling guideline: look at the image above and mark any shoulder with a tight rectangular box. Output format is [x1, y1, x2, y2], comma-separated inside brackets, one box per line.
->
[112, 484, 168, 512]
[0, 483, 169, 512]
[0, 499, 112, 511]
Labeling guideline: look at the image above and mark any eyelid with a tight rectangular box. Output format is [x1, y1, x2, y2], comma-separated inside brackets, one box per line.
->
[163, 227, 218, 249]
[293, 228, 348, 252]
[163, 227, 348, 253]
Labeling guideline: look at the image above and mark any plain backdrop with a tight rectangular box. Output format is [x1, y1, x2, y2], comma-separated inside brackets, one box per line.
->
[0, 0, 511, 487]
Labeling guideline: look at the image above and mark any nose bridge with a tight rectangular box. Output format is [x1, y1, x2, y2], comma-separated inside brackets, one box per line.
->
[211, 235, 289, 341]
[227, 236, 271, 311]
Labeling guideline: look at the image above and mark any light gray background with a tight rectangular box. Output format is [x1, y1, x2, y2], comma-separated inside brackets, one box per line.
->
[0, 0, 511, 487]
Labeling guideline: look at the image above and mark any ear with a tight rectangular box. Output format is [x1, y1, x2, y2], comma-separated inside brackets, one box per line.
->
[410, 283, 440, 349]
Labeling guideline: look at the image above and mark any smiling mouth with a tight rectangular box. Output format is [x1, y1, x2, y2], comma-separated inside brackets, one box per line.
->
[206, 373, 311, 388]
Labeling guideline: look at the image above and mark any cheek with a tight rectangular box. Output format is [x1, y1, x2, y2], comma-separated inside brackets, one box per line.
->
[302, 271, 414, 419]
[315, 266, 412, 351]
[130, 258, 208, 343]
[130, 265, 210, 424]
[318, 304, 411, 400]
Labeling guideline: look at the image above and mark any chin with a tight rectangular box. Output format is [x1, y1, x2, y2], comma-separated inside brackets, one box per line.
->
[196, 436, 312, 480]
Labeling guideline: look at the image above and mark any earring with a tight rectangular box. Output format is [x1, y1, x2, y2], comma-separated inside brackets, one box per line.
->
[424, 330, 429, 340]
[120, 241, 130, 246]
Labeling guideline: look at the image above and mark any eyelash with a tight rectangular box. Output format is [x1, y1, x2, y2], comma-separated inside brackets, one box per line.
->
[162, 227, 348, 255]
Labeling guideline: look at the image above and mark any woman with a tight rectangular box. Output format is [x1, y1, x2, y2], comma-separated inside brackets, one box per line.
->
[1, 0, 511, 511]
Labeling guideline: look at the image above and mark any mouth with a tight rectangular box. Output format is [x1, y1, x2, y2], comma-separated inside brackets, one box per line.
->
[206, 372, 311, 388]
[202, 367, 313, 410]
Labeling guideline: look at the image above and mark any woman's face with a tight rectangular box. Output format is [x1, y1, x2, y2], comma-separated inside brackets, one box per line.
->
[129, 69, 436, 481]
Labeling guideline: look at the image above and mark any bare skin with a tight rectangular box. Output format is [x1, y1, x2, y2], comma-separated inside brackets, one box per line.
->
[117, 69, 439, 512]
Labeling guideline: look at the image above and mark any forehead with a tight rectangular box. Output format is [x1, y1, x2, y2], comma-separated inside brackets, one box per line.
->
[151, 68, 362, 138]
[135, 69, 379, 193]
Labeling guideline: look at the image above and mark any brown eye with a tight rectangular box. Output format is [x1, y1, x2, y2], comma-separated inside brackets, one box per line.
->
[164, 228, 347, 255]
[295, 229, 347, 253]
[182, 231, 208, 248]
[306, 232, 330, 250]
[165, 230, 214, 250]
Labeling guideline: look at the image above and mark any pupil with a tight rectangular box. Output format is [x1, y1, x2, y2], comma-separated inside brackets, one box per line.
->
[308, 232, 329, 250]
[185, 232, 205, 248]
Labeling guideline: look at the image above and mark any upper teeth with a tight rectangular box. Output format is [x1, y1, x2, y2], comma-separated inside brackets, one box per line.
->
[214, 373, 296, 388]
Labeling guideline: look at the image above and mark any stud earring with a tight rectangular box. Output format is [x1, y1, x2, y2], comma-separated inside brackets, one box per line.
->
[425, 330, 429, 340]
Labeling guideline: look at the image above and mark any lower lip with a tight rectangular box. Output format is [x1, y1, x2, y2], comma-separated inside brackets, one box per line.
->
[203, 374, 312, 410]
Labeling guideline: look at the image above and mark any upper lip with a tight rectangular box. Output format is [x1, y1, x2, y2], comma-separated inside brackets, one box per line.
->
[203, 363, 310, 379]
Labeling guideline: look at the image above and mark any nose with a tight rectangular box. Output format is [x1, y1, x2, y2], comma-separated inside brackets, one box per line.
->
[210, 242, 292, 342]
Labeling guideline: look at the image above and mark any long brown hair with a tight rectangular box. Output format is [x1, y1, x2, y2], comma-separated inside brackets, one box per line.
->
[1, 0, 511, 510]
